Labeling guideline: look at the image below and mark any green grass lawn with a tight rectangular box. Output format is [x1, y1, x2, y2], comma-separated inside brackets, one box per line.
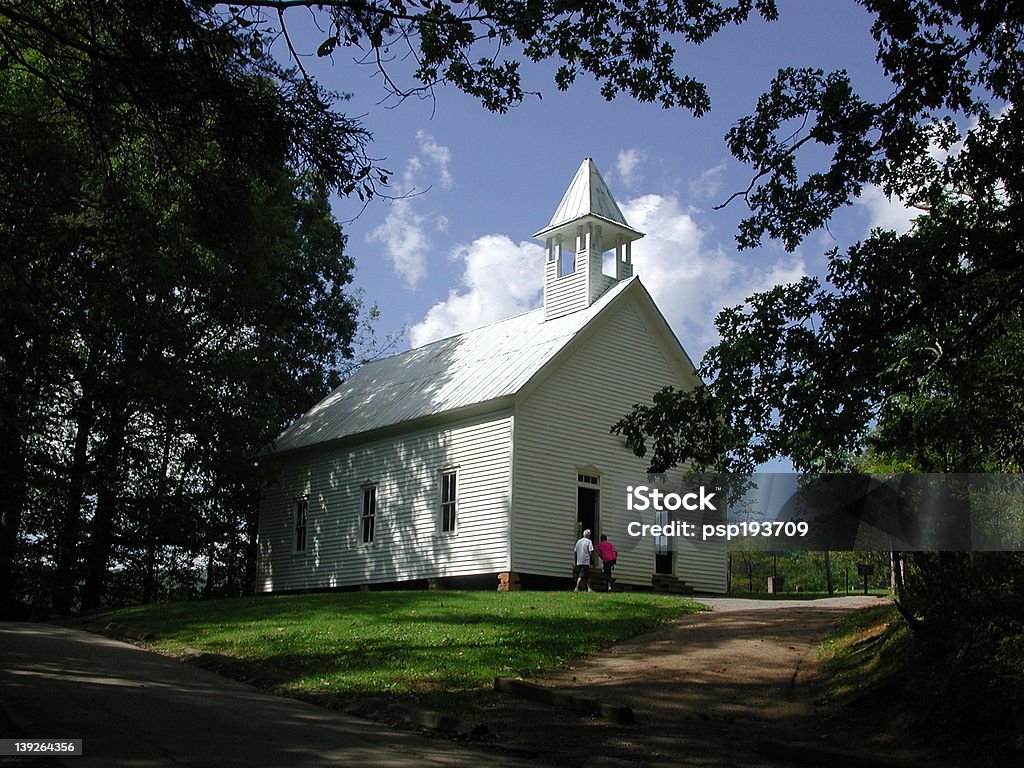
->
[65, 591, 704, 704]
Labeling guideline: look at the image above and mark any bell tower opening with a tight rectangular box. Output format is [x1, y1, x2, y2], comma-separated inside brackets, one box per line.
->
[558, 239, 575, 277]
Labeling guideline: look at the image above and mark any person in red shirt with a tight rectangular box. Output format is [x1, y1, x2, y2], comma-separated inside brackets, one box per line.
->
[596, 534, 617, 592]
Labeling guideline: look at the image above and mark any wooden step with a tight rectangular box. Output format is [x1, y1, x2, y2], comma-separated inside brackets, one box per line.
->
[651, 574, 694, 595]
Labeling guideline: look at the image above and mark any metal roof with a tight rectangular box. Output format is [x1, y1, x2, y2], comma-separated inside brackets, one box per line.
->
[270, 276, 639, 454]
[548, 158, 627, 228]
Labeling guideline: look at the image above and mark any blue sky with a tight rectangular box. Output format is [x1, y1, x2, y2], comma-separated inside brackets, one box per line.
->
[278, 1, 916, 365]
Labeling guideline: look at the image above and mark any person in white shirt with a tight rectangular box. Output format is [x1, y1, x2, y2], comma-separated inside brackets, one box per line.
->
[573, 529, 595, 592]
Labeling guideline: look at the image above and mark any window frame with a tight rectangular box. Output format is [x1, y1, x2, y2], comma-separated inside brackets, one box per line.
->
[294, 497, 308, 554]
[360, 484, 377, 545]
[438, 468, 458, 535]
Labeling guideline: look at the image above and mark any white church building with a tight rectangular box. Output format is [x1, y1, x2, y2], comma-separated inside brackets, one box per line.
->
[257, 159, 728, 594]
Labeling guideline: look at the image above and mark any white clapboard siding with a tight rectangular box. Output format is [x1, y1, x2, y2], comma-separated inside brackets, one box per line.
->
[544, 248, 620, 321]
[259, 158, 729, 595]
[511, 294, 727, 593]
[258, 411, 512, 592]
[543, 257, 590, 320]
[589, 272, 617, 305]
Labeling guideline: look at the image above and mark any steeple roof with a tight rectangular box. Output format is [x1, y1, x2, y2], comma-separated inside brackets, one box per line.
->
[533, 158, 643, 240]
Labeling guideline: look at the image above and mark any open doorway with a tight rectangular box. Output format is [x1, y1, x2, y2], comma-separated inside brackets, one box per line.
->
[576, 471, 600, 540]
[655, 550, 674, 575]
[655, 508, 674, 574]
[577, 486, 599, 539]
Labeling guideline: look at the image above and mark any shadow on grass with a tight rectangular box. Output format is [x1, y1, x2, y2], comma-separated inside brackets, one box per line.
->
[61, 591, 705, 706]
[69, 592, 698, 641]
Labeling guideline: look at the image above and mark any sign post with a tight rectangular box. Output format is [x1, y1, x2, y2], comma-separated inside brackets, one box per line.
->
[857, 563, 875, 596]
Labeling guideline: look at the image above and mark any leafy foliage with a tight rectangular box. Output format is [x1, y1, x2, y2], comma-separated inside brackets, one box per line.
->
[0, 1, 367, 612]
[723, 0, 1024, 251]
[612, 384, 748, 473]
[248, 0, 780, 112]
[728, 551, 893, 595]
[617, 1, 1024, 476]
[610, 2, 1024, 752]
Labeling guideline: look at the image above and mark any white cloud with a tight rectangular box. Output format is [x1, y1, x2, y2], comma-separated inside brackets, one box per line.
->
[409, 235, 544, 347]
[622, 194, 735, 354]
[367, 133, 454, 288]
[408, 191, 806, 361]
[715, 252, 807, 315]
[615, 148, 645, 189]
[415, 130, 453, 189]
[856, 185, 917, 235]
[622, 193, 805, 359]
[687, 163, 726, 202]
[367, 199, 429, 289]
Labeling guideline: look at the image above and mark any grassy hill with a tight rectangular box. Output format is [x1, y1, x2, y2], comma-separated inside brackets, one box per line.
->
[65, 590, 704, 708]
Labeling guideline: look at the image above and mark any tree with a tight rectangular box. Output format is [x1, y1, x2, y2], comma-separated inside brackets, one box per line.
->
[231, 0, 781, 112]
[0, 2, 369, 613]
[3, 0, 792, 612]
[611, 2, 1024, 746]
[2, 1, 1019, 621]
[615, 0, 1023, 475]
[7, 0, 884, 613]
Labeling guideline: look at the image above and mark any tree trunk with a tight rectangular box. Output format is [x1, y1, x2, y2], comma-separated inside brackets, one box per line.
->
[890, 551, 905, 599]
[226, 527, 237, 597]
[80, 481, 116, 612]
[243, 490, 259, 596]
[226, 486, 239, 598]
[80, 415, 127, 612]
[143, 426, 174, 604]
[0, 426, 26, 617]
[142, 537, 157, 604]
[824, 550, 834, 595]
[203, 536, 216, 599]
[53, 397, 93, 614]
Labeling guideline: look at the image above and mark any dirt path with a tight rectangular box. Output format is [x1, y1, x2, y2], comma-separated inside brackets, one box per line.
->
[480, 595, 888, 767]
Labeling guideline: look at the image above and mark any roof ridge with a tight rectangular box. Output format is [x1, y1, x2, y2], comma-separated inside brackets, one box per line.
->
[270, 277, 640, 453]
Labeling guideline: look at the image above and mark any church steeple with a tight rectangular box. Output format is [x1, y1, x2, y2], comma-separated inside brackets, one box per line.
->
[534, 158, 644, 321]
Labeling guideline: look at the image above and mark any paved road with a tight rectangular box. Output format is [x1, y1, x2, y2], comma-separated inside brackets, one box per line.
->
[0, 622, 544, 768]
